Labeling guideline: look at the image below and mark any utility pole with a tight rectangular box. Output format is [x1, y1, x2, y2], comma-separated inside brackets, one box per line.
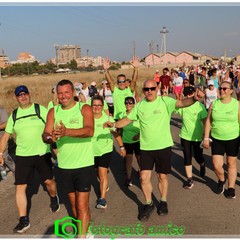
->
[148, 40, 155, 65]
[87, 49, 89, 67]
[156, 44, 159, 53]
[160, 26, 169, 66]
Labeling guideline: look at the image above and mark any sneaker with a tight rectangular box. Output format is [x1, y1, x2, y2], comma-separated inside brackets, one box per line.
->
[13, 217, 30, 233]
[158, 201, 168, 216]
[96, 198, 107, 209]
[216, 180, 225, 194]
[183, 179, 194, 189]
[124, 179, 133, 187]
[200, 163, 206, 177]
[225, 188, 236, 199]
[50, 195, 60, 213]
[138, 203, 154, 221]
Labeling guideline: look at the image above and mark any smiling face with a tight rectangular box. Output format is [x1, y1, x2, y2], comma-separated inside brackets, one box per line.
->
[219, 81, 233, 99]
[92, 99, 104, 116]
[142, 80, 158, 102]
[57, 84, 75, 109]
[16, 92, 31, 108]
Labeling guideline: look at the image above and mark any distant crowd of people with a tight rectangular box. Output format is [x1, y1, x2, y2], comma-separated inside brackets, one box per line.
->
[1, 59, 240, 237]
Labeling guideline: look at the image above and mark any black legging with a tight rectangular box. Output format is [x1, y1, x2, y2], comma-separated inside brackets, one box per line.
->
[181, 138, 205, 166]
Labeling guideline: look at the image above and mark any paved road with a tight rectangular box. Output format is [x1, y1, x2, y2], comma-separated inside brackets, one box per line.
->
[1, 113, 240, 238]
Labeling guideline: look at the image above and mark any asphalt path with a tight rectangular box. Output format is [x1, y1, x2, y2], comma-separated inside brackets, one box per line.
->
[1, 113, 240, 238]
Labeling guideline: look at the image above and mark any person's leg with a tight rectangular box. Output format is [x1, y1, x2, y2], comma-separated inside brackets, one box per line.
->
[181, 138, 193, 179]
[44, 179, 57, 197]
[75, 191, 91, 238]
[227, 156, 237, 189]
[98, 167, 108, 199]
[16, 184, 28, 216]
[212, 155, 225, 181]
[125, 154, 133, 180]
[157, 173, 168, 199]
[192, 141, 205, 177]
[68, 192, 77, 218]
[140, 170, 153, 202]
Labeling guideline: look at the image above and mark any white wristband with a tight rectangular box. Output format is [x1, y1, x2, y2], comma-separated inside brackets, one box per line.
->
[46, 136, 52, 140]
[120, 146, 125, 150]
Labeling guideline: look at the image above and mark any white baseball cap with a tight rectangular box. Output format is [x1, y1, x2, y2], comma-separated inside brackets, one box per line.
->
[91, 81, 97, 86]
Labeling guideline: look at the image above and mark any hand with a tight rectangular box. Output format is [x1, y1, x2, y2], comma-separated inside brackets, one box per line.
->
[202, 138, 210, 149]
[192, 88, 205, 100]
[53, 121, 66, 139]
[103, 58, 111, 71]
[120, 148, 126, 157]
[103, 121, 114, 129]
[130, 56, 140, 69]
[162, 86, 169, 96]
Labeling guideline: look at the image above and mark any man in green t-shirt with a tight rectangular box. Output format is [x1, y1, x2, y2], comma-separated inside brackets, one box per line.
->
[107, 79, 203, 221]
[103, 57, 139, 120]
[43, 79, 94, 238]
[0, 85, 59, 234]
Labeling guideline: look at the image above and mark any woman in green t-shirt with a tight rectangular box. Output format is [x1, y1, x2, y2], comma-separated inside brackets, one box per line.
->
[91, 95, 126, 209]
[203, 81, 240, 199]
[119, 97, 141, 187]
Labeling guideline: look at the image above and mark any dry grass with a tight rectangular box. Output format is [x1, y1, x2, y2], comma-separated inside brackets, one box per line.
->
[0, 66, 165, 114]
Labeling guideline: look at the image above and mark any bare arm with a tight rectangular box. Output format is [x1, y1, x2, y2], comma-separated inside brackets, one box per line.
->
[42, 108, 56, 144]
[130, 56, 140, 92]
[0, 132, 11, 165]
[202, 104, 212, 149]
[104, 58, 115, 92]
[79, 93, 86, 103]
[0, 122, 6, 131]
[112, 131, 126, 157]
[104, 117, 132, 129]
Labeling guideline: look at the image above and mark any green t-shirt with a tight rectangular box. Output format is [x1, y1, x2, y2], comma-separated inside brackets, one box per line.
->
[176, 102, 207, 141]
[211, 98, 239, 140]
[5, 104, 49, 156]
[112, 86, 133, 120]
[54, 102, 94, 169]
[92, 112, 114, 156]
[127, 96, 177, 150]
[119, 111, 140, 144]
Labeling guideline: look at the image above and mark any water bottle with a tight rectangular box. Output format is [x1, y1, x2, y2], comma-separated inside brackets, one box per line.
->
[0, 166, 7, 180]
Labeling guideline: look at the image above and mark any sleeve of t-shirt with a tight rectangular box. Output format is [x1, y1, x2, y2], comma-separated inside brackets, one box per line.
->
[103, 100, 108, 111]
[5, 114, 14, 134]
[40, 105, 49, 122]
[162, 97, 177, 115]
[199, 103, 208, 119]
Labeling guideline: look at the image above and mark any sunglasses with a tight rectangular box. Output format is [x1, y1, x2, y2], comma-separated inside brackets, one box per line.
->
[117, 80, 126, 83]
[17, 92, 29, 97]
[218, 87, 230, 91]
[125, 102, 134, 105]
[143, 87, 156, 92]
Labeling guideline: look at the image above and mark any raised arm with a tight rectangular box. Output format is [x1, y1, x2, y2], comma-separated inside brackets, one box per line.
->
[130, 56, 140, 92]
[104, 58, 115, 92]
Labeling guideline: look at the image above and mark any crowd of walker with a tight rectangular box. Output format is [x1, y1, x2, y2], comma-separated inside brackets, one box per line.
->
[0, 57, 240, 237]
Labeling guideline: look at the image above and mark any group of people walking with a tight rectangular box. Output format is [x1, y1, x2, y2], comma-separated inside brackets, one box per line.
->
[0, 60, 240, 238]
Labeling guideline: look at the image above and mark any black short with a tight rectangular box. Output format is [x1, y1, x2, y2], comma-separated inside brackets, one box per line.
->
[58, 165, 94, 193]
[140, 147, 172, 174]
[124, 142, 140, 155]
[211, 136, 239, 157]
[15, 153, 53, 185]
[94, 152, 112, 169]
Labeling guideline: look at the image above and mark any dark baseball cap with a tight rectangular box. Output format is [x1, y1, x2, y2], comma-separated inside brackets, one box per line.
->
[15, 85, 29, 96]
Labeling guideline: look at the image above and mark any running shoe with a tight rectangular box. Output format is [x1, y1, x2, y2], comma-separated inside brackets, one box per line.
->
[124, 178, 133, 187]
[96, 198, 107, 209]
[157, 201, 168, 216]
[183, 179, 194, 189]
[50, 195, 60, 213]
[216, 180, 225, 194]
[13, 217, 30, 233]
[138, 203, 154, 221]
[200, 163, 206, 177]
[225, 188, 236, 199]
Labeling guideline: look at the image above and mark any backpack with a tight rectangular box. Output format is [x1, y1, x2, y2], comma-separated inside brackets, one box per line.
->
[12, 103, 45, 127]
[88, 86, 98, 97]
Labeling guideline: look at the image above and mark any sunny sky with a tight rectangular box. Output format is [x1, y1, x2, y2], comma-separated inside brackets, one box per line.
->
[0, 3, 240, 63]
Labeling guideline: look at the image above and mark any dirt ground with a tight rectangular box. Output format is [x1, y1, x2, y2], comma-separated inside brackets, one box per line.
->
[1, 113, 240, 238]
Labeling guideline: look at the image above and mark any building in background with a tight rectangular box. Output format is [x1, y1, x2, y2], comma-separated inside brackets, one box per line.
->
[0, 49, 11, 68]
